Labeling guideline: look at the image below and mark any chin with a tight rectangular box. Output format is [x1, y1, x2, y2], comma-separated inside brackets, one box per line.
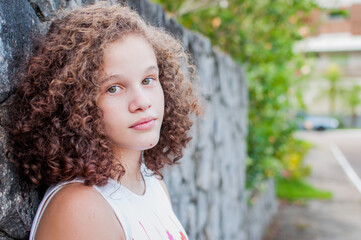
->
[142, 138, 160, 150]
[132, 134, 160, 151]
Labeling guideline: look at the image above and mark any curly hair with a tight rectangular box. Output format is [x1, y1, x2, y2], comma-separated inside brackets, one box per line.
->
[6, 2, 200, 187]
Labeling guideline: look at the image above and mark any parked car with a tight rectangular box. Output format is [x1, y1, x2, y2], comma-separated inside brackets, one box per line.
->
[298, 114, 339, 131]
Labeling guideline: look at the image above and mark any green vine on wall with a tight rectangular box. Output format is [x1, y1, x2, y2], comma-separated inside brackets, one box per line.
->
[153, 0, 318, 189]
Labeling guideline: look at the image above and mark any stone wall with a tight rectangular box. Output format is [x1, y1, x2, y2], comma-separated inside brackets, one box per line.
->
[245, 179, 278, 240]
[0, 0, 276, 239]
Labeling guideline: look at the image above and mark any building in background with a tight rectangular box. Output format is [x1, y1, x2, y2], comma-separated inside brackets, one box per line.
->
[295, 0, 361, 127]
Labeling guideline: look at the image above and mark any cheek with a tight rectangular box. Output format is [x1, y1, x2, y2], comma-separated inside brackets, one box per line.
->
[158, 87, 165, 114]
[99, 100, 123, 129]
[100, 108, 114, 132]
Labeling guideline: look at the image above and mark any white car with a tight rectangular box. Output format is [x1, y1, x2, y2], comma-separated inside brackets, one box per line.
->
[300, 115, 339, 131]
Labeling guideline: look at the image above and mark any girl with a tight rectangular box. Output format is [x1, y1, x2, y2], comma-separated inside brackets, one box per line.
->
[7, 2, 200, 239]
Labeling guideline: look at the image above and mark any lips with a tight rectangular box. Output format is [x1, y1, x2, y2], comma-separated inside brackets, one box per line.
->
[130, 117, 156, 130]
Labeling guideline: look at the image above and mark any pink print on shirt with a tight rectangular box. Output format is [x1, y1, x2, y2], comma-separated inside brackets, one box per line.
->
[167, 230, 189, 240]
[139, 221, 151, 240]
[138, 220, 188, 240]
[166, 231, 175, 240]
[180, 232, 188, 240]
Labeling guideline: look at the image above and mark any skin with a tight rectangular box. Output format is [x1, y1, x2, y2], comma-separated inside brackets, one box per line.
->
[35, 34, 171, 240]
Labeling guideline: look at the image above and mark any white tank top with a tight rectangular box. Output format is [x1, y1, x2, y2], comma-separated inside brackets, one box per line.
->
[29, 165, 189, 240]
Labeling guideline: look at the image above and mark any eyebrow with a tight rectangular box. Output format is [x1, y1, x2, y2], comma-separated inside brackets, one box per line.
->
[145, 65, 159, 73]
[101, 65, 159, 84]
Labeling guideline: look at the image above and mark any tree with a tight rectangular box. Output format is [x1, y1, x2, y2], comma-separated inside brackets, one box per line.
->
[341, 85, 361, 127]
[325, 64, 342, 115]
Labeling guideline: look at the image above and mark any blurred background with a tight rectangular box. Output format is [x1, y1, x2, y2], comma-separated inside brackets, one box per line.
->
[151, 0, 361, 239]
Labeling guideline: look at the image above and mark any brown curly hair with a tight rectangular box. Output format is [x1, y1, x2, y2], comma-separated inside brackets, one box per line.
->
[6, 2, 200, 187]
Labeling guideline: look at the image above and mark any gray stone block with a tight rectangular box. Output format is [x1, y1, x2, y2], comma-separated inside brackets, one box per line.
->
[246, 179, 278, 240]
[0, 102, 43, 239]
[0, 0, 40, 103]
[28, 0, 64, 21]
[196, 143, 214, 192]
[207, 192, 221, 239]
[196, 191, 208, 236]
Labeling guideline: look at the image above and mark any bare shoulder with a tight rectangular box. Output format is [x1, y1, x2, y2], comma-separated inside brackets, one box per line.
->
[155, 176, 171, 202]
[35, 182, 124, 240]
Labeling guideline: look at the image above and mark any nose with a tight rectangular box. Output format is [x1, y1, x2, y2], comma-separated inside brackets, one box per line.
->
[129, 87, 151, 113]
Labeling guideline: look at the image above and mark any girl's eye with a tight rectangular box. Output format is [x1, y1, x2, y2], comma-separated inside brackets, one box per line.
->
[142, 77, 154, 85]
[107, 85, 122, 94]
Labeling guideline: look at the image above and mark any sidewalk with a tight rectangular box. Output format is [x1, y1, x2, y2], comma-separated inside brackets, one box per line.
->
[263, 131, 361, 240]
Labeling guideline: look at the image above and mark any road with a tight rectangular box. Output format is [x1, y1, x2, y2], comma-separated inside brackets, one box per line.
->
[297, 129, 361, 193]
[264, 129, 361, 240]
[331, 130, 361, 180]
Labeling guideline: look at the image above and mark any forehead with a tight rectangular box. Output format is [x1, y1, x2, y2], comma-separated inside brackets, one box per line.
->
[102, 34, 157, 74]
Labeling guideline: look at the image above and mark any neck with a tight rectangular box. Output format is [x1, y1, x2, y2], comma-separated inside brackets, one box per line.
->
[113, 148, 142, 180]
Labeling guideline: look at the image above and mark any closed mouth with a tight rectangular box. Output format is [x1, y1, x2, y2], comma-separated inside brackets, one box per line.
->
[130, 117, 156, 129]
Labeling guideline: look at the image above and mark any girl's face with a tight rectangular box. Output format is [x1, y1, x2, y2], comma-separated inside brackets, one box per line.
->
[98, 34, 164, 154]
